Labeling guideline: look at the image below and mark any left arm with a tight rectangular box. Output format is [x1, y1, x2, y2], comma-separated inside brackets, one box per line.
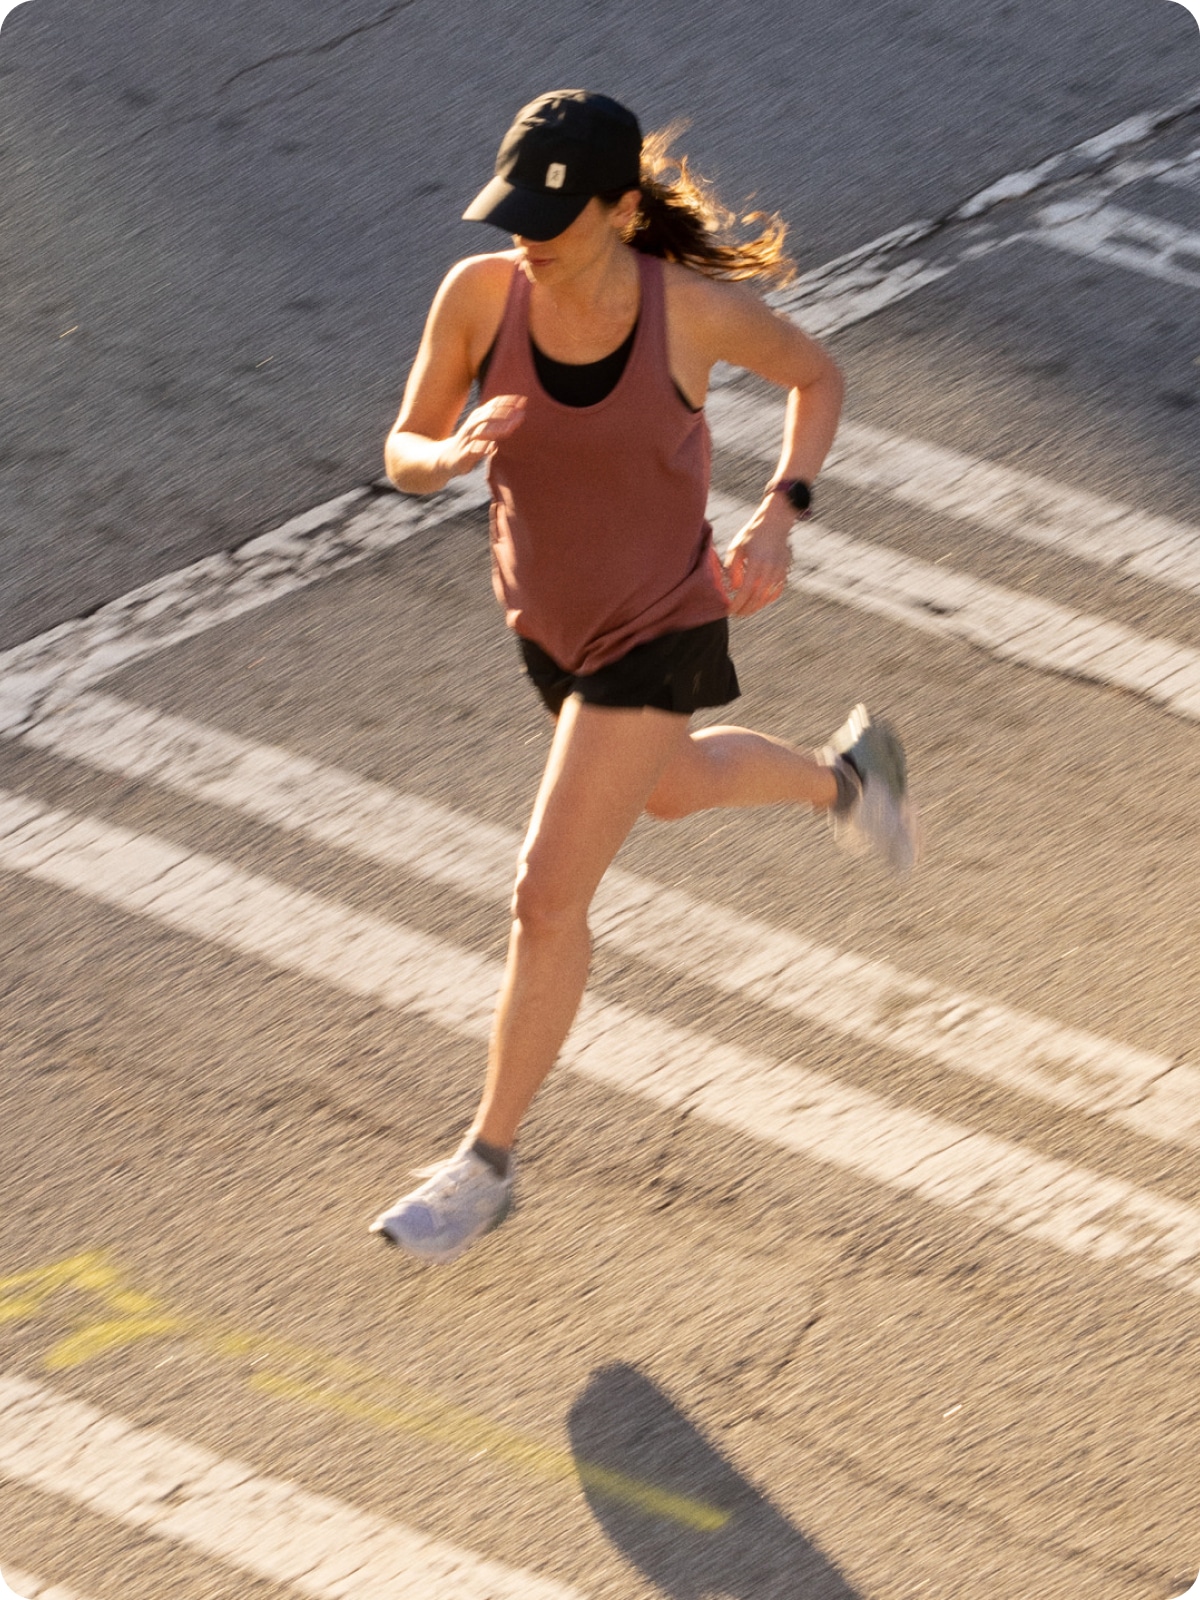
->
[677, 273, 845, 616]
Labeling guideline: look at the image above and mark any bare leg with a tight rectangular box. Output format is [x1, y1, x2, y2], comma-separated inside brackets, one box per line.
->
[470, 697, 691, 1150]
[645, 724, 838, 819]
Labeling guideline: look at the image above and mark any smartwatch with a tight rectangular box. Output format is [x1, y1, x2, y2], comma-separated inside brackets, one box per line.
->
[767, 478, 813, 518]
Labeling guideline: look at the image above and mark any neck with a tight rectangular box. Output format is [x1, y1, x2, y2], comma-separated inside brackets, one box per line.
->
[535, 240, 640, 319]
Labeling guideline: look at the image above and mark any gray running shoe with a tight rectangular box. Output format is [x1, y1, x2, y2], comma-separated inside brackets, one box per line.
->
[370, 1146, 514, 1263]
[821, 703, 921, 875]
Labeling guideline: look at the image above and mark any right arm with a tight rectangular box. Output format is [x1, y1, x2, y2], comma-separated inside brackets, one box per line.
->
[384, 255, 526, 495]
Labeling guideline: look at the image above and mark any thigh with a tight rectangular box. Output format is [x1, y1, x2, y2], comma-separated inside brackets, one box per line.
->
[519, 697, 692, 915]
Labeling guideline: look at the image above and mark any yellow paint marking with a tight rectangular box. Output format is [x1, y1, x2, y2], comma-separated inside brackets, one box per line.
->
[0, 1253, 189, 1370]
[48, 1315, 191, 1370]
[0, 1252, 731, 1533]
[0, 1252, 143, 1323]
[251, 1372, 728, 1532]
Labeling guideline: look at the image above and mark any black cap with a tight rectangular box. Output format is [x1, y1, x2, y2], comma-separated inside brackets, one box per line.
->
[463, 90, 642, 242]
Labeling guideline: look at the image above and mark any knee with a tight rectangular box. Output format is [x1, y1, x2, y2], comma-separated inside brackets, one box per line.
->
[510, 860, 589, 940]
[644, 775, 692, 821]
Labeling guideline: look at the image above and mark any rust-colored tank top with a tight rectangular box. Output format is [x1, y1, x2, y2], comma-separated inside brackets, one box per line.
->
[480, 251, 729, 675]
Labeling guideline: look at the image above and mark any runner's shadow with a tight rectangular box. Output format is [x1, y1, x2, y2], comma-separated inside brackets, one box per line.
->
[568, 1363, 862, 1599]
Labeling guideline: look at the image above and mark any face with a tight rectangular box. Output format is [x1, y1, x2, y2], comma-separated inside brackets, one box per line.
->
[513, 191, 640, 281]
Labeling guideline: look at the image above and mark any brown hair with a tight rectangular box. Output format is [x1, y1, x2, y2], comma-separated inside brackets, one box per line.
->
[602, 123, 794, 287]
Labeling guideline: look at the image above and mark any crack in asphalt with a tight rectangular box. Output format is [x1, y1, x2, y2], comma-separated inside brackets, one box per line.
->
[124, 4, 423, 146]
[781, 1405, 1172, 1590]
[786, 86, 1200, 300]
[218, 1, 419, 94]
[944, 96, 1200, 226]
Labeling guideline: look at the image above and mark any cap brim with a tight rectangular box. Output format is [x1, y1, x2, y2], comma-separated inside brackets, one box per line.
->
[462, 176, 590, 242]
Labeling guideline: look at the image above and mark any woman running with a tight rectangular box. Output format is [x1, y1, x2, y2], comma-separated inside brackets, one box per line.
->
[372, 90, 918, 1262]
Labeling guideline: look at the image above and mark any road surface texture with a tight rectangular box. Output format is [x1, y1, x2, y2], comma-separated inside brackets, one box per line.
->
[1, 3, 1199, 1599]
[0, 0, 1196, 640]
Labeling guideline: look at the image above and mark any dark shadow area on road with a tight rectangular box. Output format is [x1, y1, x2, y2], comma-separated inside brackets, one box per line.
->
[568, 1362, 862, 1600]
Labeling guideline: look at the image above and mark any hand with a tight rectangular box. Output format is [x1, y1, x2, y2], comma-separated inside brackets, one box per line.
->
[438, 393, 527, 479]
[722, 495, 794, 616]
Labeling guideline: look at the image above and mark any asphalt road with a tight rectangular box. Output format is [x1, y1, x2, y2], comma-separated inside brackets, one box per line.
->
[2, 5, 1200, 1600]
[1, 0, 1197, 645]
[2, 479, 1200, 1598]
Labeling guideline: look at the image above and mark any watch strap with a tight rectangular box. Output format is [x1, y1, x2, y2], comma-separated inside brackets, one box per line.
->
[767, 477, 813, 517]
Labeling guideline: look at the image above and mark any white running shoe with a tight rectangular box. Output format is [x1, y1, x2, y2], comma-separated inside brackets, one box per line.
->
[821, 703, 921, 875]
[370, 1145, 514, 1263]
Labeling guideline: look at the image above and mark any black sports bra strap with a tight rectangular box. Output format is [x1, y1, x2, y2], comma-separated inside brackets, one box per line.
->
[476, 321, 699, 412]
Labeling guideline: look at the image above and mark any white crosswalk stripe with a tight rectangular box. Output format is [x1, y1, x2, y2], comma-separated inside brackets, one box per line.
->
[4, 389, 1195, 753]
[768, 248, 958, 338]
[0, 480, 490, 738]
[764, 85, 1200, 332]
[1, 1568, 92, 1600]
[707, 388, 1200, 597]
[1156, 144, 1200, 191]
[5, 98, 1199, 1597]
[0, 1376, 585, 1599]
[1, 785, 1198, 1296]
[22, 690, 1200, 1153]
[706, 491, 1200, 719]
[1033, 199, 1200, 292]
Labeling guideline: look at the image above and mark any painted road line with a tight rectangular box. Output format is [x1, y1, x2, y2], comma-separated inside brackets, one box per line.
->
[0, 790, 1198, 1296]
[0, 477, 491, 739]
[946, 84, 1200, 223]
[707, 388, 1200, 597]
[768, 238, 963, 339]
[1033, 198, 1200, 292]
[1, 100, 1198, 741]
[0, 1375, 585, 1600]
[768, 83, 1200, 335]
[23, 690, 1200, 1154]
[0, 1252, 728, 1535]
[1, 1569, 91, 1600]
[1156, 143, 1200, 190]
[2, 97, 1197, 741]
[713, 489, 1200, 720]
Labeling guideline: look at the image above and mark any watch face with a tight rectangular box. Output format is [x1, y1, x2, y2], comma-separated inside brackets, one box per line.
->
[786, 480, 812, 513]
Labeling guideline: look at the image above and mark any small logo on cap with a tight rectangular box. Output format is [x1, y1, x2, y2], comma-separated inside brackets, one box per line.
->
[545, 162, 567, 190]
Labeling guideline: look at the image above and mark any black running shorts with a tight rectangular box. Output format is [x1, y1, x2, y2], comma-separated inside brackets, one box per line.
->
[518, 618, 740, 718]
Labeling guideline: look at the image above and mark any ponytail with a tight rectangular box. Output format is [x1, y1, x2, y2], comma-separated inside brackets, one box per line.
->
[602, 123, 794, 287]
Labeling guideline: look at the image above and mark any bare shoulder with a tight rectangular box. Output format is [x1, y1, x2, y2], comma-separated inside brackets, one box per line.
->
[418, 250, 521, 378]
[661, 260, 766, 316]
[661, 260, 776, 351]
[660, 256, 835, 390]
[435, 249, 520, 318]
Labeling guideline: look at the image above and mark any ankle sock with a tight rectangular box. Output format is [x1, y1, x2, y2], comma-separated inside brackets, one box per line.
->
[470, 1137, 511, 1179]
[830, 755, 862, 817]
